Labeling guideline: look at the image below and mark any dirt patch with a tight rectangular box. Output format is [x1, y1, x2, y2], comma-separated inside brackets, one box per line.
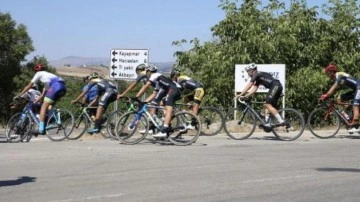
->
[56, 66, 110, 79]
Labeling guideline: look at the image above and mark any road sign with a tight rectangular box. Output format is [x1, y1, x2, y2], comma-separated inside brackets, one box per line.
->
[109, 49, 149, 80]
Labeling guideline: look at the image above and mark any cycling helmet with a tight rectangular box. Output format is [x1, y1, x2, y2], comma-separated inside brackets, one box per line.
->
[33, 64, 46, 72]
[324, 64, 337, 73]
[170, 68, 181, 78]
[89, 72, 99, 79]
[135, 64, 146, 72]
[245, 63, 257, 71]
[146, 64, 158, 72]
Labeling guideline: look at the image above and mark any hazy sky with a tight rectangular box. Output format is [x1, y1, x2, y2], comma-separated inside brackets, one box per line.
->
[2, 0, 329, 62]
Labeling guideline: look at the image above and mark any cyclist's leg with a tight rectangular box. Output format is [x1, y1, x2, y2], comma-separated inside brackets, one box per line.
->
[88, 89, 116, 133]
[192, 87, 205, 115]
[264, 83, 283, 125]
[348, 88, 360, 132]
[153, 88, 180, 137]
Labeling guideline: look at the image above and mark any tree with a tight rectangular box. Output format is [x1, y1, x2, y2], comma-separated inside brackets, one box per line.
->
[0, 12, 34, 123]
[173, 0, 360, 117]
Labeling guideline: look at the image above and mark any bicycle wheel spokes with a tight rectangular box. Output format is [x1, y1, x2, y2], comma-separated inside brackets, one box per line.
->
[46, 109, 74, 141]
[168, 111, 201, 146]
[68, 114, 88, 140]
[198, 106, 224, 136]
[307, 107, 340, 139]
[6, 113, 32, 143]
[224, 108, 256, 140]
[272, 108, 305, 141]
[115, 112, 149, 145]
[105, 110, 124, 140]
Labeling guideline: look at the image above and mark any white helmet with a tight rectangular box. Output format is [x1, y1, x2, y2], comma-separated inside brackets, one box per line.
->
[245, 63, 257, 71]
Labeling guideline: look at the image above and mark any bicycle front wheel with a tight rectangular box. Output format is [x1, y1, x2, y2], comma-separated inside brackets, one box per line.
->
[307, 107, 340, 139]
[168, 111, 201, 146]
[46, 108, 74, 141]
[6, 112, 33, 143]
[105, 109, 124, 140]
[67, 114, 88, 140]
[198, 106, 225, 136]
[271, 108, 305, 141]
[115, 111, 149, 145]
[224, 108, 256, 140]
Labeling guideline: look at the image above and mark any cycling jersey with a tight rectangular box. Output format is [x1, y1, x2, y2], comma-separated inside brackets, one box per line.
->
[21, 89, 41, 102]
[250, 71, 280, 88]
[31, 71, 66, 103]
[177, 75, 203, 91]
[148, 73, 180, 90]
[87, 78, 117, 109]
[31, 71, 64, 90]
[335, 72, 360, 89]
[82, 84, 99, 103]
[148, 73, 181, 107]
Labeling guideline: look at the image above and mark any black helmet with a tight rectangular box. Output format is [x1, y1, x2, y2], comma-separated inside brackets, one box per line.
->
[89, 72, 99, 79]
[136, 64, 146, 72]
[170, 68, 181, 78]
[146, 64, 158, 72]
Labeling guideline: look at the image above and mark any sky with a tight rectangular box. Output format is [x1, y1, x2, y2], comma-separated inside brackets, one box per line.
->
[2, 0, 329, 63]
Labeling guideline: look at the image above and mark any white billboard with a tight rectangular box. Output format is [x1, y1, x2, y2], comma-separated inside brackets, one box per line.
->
[109, 48, 149, 80]
[235, 64, 286, 93]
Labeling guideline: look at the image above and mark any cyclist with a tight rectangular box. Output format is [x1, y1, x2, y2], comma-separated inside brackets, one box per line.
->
[319, 64, 360, 133]
[235, 63, 286, 128]
[82, 75, 99, 119]
[134, 64, 181, 137]
[117, 63, 148, 99]
[17, 64, 67, 134]
[170, 68, 204, 117]
[71, 72, 117, 133]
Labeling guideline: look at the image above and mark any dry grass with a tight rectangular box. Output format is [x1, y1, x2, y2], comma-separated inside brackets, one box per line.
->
[56, 66, 110, 79]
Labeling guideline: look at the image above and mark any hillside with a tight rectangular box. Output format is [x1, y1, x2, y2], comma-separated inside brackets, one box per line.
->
[56, 66, 110, 79]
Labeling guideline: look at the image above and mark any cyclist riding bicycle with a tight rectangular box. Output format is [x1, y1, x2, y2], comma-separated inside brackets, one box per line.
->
[170, 68, 205, 116]
[17, 64, 67, 134]
[117, 63, 148, 99]
[81, 75, 99, 118]
[71, 72, 117, 133]
[319, 64, 360, 133]
[134, 64, 182, 137]
[235, 63, 286, 128]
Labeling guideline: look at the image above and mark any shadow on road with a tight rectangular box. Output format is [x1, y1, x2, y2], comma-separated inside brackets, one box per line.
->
[0, 176, 37, 187]
[316, 167, 360, 173]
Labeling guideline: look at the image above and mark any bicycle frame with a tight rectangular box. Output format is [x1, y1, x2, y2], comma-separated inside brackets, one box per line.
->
[320, 99, 353, 126]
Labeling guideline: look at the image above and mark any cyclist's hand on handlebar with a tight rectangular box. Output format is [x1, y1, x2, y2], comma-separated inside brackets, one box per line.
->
[239, 96, 249, 101]
[319, 93, 328, 101]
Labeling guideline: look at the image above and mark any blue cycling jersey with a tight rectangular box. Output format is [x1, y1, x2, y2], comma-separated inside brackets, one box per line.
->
[83, 84, 99, 103]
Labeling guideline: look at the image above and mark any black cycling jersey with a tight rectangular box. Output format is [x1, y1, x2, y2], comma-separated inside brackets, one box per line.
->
[88, 78, 117, 94]
[335, 72, 360, 89]
[250, 71, 280, 88]
[148, 73, 178, 90]
[177, 75, 203, 91]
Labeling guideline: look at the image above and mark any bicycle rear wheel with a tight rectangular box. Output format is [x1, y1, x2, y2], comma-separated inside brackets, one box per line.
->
[224, 108, 256, 140]
[46, 108, 74, 141]
[115, 111, 149, 144]
[307, 107, 340, 138]
[168, 111, 201, 146]
[67, 114, 88, 140]
[271, 108, 305, 141]
[198, 106, 225, 136]
[6, 112, 33, 143]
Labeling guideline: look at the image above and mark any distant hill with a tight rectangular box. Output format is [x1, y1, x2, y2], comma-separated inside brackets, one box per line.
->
[49, 56, 174, 73]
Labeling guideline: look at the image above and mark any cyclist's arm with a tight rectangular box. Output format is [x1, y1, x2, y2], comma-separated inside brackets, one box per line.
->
[245, 85, 259, 97]
[19, 82, 34, 97]
[144, 91, 157, 102]
[71, 90, 88, 103]
[34, 88, 46, 104]
[236, 82, 254, 98]
[136, 81, 152, 98]
[118, 81, 137, 98]
[324, 83, 339, 97]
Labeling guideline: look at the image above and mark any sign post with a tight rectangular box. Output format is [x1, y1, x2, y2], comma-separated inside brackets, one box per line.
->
[109, 48, 149, 80]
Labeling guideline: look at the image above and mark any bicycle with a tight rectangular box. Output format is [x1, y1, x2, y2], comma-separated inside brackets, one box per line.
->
[174, 102, 225, 136]
[115, 98, 202, 146]
[6, 97, 74, 142]
[224, 97, 305, 141]
[307, 97, 357, 138]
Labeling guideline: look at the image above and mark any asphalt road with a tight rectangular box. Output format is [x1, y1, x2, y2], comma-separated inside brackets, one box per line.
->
[1, 129, 360, 202]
